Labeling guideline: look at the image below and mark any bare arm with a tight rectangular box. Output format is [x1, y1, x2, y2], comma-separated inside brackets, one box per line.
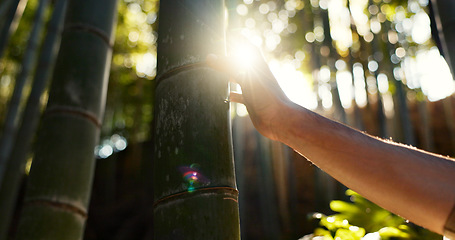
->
[207, 53, 455, 234]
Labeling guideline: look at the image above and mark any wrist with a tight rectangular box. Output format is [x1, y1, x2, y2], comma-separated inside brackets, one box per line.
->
[271, 100, 303, 143]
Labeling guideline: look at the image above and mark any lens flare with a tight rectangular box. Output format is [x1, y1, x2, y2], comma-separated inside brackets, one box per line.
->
[178, 164, 210, 192]
[231, 43, 257, 73]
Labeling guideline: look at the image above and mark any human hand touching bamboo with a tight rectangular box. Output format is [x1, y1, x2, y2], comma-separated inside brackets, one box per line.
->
[206, 45, 455, 237]
[206, 47, 292, 141]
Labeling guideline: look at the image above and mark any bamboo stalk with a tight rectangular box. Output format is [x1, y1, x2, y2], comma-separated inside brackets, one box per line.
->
[14, 0, 118, 238]
[418, 98, 435, 151]
[442, 96, 455, 155]
[0, 0, 27, 60]
[430, 0, 455, 74]
[0, 0, 14, 20]
[0, 0, 51, 188]
[428, 0, 455, 155]
[153, 0, 240, 239]
[0, 0, 67, 238]
[256, 133, 281, 239]
[382, 21, 415, 145]
[232, 116, 247, 239]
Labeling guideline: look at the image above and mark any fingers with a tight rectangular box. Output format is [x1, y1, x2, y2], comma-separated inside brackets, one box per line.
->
[230, 92, 245, 104]
[206, 54, 237, 77]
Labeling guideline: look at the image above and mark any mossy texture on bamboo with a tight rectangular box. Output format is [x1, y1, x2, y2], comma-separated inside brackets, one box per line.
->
[156, 0, 225, 77]
[154, 69, 235, 201]
[154, 0, 240, 238]
[154, 190, 240, 239]
[15, 204, 85, 240]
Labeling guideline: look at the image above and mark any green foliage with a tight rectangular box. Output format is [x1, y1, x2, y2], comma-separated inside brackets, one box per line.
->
[101, 0, 159, 143]
[309, 190, 442, 240]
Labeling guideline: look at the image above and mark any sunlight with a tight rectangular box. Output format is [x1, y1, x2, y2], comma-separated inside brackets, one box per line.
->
[353, 63, 367, 108]
[336, 70, 354, 109]
[403, 47, 455, 101]
[229, 39, 259, 73]
[269, 59, 318, 110]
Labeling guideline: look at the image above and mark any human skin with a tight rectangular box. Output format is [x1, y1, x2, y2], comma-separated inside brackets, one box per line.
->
[206, 52, 455, 235]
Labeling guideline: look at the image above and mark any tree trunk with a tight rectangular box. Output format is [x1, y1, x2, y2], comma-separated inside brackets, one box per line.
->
[0, 0, 67, 238]
[153, 0, 240, 239]
[14, 0, 118, 239]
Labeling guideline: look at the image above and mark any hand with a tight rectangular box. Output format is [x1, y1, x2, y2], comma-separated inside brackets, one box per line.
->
[206, 49, 291, 141]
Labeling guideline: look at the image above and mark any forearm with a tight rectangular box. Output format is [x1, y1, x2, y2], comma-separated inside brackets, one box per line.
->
[276, 101, 455, 234]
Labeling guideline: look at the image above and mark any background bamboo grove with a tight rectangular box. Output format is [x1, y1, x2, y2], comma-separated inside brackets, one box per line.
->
[0, 0, 454, 239]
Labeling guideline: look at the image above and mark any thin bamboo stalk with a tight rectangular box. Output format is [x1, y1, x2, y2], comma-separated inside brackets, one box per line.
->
[271, 140, 291, 236]
[14, 0, 118, 238]
[256, 133, 281, 239]
[153, 0, 240, 239]
[418, 98, 435, 151]
[382, 21, 415, 145]
[0, 0, 67, 238]
[232, 116, 247, 239]
[0, 0, 51, 188]
[442, 97, 455, 155]
[0, 0, 15, 20]
[371, 35, 387, 138]
[430, 0, 455, 74]
[0, 0, 27, 60]
[321, 8, 347, 124]
[429, 0, 455, 155]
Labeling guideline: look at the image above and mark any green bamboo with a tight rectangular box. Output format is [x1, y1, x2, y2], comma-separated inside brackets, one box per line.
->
[0, 0, 27, 60]
[153, 0, 240, 239]
[0, 0, 67, 238]
[0, 0, 50, 187]
[14, 0, 118, 238]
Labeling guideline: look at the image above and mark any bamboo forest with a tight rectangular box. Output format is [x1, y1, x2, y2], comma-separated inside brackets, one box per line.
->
[0, 0, 454, 239]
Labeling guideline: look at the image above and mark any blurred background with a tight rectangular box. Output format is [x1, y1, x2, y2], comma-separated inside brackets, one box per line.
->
[0, 0, 454, 239]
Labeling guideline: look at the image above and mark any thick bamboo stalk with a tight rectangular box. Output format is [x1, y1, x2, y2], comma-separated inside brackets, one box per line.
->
[0, 0, 50, 188]
[153, 0, 240, 239]
[0, 0, 67, 238]
[14, 0, 118, 238]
